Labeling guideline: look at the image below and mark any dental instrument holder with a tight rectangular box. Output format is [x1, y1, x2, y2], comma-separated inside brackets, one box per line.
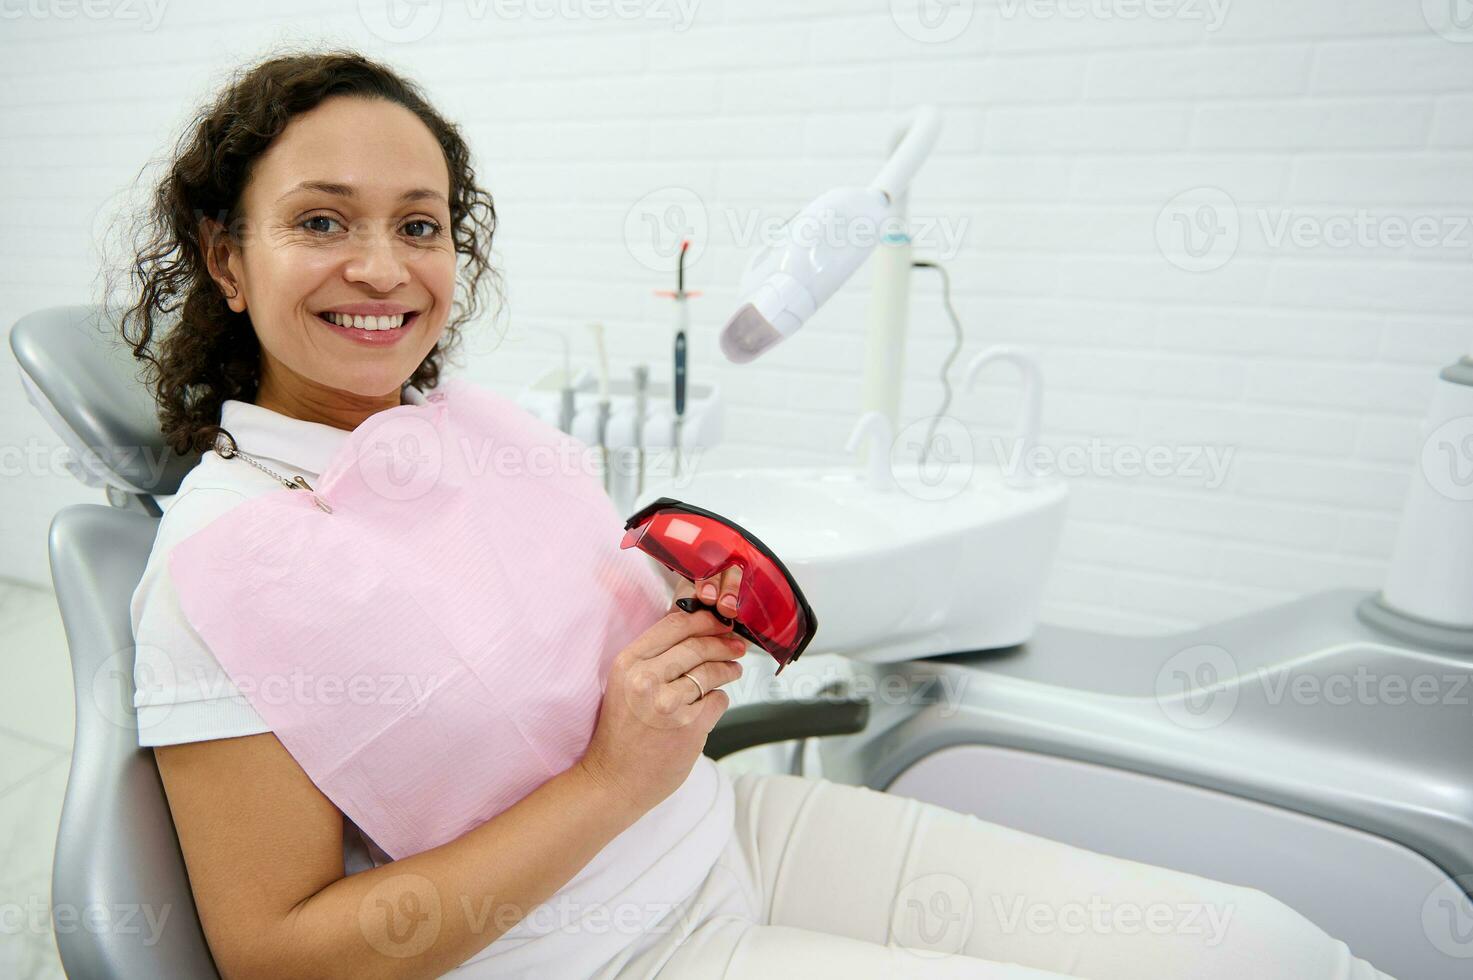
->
[521, 366, 592, 435]
[517, 369, 724, 516]
[525, 326, 577, 434]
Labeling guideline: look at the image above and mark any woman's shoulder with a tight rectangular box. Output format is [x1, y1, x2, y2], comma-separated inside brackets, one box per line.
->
[154, 463, 257, 544]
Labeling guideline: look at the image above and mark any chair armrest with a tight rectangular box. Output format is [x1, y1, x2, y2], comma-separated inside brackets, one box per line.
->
[703, 685, 870, 761]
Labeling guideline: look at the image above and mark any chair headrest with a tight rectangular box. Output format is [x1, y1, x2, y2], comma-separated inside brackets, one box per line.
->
[9, 304, 201, 498]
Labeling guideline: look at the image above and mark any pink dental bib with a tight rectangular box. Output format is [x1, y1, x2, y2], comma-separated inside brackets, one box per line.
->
[168, 377, 670, 860]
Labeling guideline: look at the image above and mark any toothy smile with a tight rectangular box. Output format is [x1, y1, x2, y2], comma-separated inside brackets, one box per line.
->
[319, 311, 412, 331]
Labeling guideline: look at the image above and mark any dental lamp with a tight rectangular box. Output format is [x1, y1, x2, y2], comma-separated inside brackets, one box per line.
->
[719, 106, 942, 423]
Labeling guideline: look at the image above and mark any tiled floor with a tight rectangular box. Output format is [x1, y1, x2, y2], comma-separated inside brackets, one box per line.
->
[0, 580, 72, 980]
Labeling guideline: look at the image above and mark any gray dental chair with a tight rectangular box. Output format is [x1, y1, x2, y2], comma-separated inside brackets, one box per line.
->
[10, 304, 869, 980]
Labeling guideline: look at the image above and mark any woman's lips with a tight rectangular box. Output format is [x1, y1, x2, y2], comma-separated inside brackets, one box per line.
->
[316, 310, 419, 347]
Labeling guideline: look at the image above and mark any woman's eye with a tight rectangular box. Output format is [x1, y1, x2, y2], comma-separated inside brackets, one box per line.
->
[302, 215, 343, 234]
[404, 219, 442, 240]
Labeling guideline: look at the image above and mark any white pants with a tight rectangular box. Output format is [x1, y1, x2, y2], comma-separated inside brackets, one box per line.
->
[602, 772, 1397, 979]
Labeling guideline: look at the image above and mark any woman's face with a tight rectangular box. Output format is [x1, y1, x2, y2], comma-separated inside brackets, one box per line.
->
[207, 95, 457, 414]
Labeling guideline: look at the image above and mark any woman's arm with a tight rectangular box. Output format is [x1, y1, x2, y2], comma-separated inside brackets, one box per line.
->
[154, 730, 642, 980]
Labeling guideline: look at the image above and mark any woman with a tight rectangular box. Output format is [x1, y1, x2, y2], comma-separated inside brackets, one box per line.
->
[121, 48, 1394, 980]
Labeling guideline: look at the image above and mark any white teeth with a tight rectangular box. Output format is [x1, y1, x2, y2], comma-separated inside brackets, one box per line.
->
[325, 312, 407, 330]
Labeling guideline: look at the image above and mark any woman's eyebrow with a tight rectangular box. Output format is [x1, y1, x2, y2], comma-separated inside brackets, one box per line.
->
[276, 180, 447, 205]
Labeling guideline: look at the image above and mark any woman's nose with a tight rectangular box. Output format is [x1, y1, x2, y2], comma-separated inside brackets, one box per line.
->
[343, 225, 411, 292]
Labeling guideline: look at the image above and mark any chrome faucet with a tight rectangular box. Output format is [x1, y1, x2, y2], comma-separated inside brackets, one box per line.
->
[845, 411, 898, 492]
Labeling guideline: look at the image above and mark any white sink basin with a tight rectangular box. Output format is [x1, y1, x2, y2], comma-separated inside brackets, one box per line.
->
[635, 465, 1069, 662]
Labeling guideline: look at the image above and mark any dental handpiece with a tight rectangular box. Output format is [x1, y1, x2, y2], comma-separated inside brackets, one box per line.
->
[656, 238, 698, 484]
[589, 322, 612, 492]
[633, 364, 649, 497]
[672, 329, 686, 479]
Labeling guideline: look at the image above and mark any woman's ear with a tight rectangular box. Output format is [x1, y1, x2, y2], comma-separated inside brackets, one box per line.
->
[199, 215, 246, 313]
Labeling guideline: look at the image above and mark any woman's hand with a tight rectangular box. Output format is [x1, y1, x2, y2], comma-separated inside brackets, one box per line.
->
[578, 607, 746, 814]
[668, 564, 744, 620]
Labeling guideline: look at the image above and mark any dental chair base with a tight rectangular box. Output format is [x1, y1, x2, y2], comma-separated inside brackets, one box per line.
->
[817, 589, 1473, 980]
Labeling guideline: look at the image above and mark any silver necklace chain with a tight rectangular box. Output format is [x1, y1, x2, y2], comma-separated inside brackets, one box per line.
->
[213, 429, 334, 513]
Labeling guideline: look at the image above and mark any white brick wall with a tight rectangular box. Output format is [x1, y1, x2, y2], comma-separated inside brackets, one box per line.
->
[2, 0, 1470, 636]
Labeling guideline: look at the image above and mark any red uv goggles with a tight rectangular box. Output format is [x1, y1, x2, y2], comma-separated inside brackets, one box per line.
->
[620, 496, 818, 674]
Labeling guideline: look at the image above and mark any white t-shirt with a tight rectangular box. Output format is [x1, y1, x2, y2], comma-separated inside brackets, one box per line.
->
[130, 384, 736, 977]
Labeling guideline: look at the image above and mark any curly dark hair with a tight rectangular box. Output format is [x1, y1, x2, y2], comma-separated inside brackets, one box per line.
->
[109, 47, 500, 456]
